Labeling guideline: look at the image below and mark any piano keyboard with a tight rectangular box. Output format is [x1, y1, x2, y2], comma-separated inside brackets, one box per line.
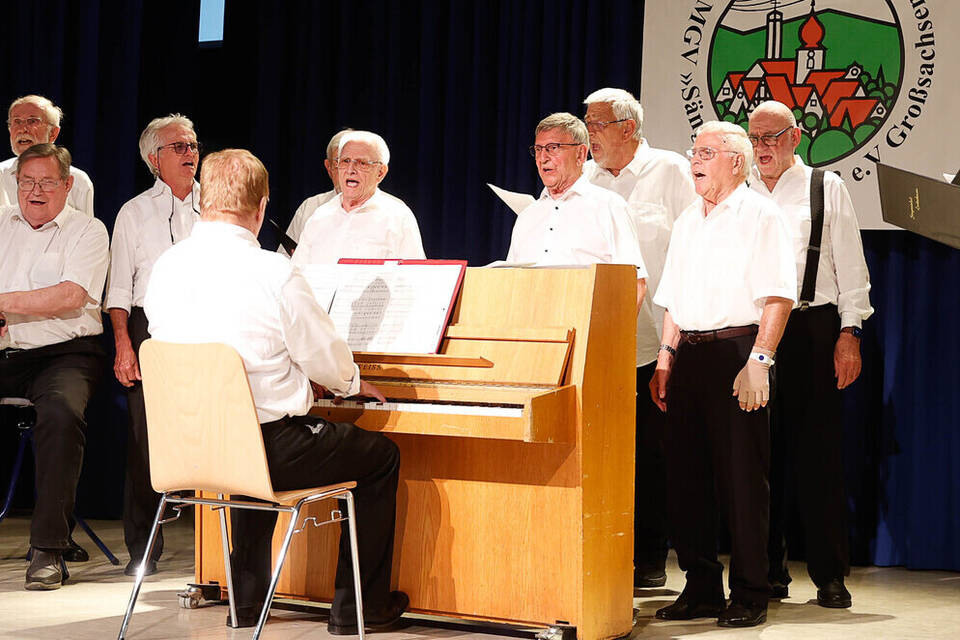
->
[313, 398, 524, 418]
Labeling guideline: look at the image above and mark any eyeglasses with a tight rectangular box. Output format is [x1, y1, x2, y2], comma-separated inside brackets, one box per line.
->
[685, 147, 740, 161]
[17, 178, 63, 192]
[157, 141, 201, 155]
[337, 157, 382, 172]
[529, 143, 582, 157]
[583, 118, 628, 132]
[747, 126, 792, 147]
[7, 117, 46, 129]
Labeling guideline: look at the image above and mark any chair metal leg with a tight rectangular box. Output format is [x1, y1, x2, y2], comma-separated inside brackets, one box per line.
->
[74, 515, 121, 565]
[0, 432, 29, 523]
[252, 504, 301, 640]
[344, 491, 365, 640]
[217, 494, 239, 629]
[117, 494, 168, 640]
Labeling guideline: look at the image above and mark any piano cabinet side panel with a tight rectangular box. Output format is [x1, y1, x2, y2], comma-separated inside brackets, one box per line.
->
[578, 266, 637, 640]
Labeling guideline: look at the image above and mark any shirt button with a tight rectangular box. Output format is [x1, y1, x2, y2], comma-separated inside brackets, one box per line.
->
[555, 206, 559, 210]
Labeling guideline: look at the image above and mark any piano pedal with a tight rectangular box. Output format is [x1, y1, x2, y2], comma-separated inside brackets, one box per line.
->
[536, 623, 577, 640]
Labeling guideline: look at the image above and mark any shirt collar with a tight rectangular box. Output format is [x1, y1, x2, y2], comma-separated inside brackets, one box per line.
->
[750, 154, 806, 192]
[336, 188, 383, 213]
[539, 173, 592, 201]
[149, 177, 201, 206]
[703, 182, 751, 219]
[591, 140, 649, 179]
[190, 219, 259, 246]
[6, 203, 76, 230]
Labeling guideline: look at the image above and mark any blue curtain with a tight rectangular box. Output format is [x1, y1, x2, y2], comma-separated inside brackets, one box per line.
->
[0, 0, 956, 571]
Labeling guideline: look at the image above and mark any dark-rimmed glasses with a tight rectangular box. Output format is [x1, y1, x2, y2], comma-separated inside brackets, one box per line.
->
[529, 143, 582, 157]
[583, 118, 629, 132]
[157, 141, 202, 155]
[747, 126, 792, 147]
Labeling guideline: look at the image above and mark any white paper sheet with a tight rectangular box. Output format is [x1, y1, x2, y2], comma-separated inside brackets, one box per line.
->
[487, 183, 535, 215]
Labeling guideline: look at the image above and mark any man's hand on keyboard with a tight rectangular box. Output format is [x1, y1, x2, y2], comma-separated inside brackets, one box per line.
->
[356, 380, 387, 403]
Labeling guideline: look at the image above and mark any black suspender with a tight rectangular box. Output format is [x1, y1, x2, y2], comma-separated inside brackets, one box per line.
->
[799, 168, 825, 309]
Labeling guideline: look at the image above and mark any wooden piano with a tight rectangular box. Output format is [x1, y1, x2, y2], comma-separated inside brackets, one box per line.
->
[194, 264, 637, 640]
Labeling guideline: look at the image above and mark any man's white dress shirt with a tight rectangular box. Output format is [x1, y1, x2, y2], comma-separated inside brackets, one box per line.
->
[292, 189, 426, 266]
[506, 174, 650, 364]
[105, 179, 200, 312]
[0, 157, 95, 217]
[145, 220, 361, 423]
[585, 141, 697, 364]
[655, 184, 797, 331]
[0, 204, 108, 349]
[279, 189, 338, 257]
[749, 157, 873, 328]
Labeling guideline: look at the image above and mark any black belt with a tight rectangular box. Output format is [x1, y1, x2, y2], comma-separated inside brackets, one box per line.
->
[0, 347, 25, 359]
[679, 325, 758, 345]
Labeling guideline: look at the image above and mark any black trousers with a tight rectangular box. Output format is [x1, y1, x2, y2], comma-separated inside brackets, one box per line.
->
[768, 304, 849, 587]
[664, 331, 771, 606]
[634, 362, 668, 577]
[0, 336, 105, 550]
[230, 416, 400, 620]
[122, 306, 163, 562]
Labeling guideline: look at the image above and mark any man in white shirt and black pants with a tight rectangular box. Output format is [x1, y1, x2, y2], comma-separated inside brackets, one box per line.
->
[105, 114, 202, 576]
[0, 144, 109, 590]
[145, 149, 407, 633]
[748, 101, 873, 609]
[582, 88, 697, 587]
[651, 122, 796, 627]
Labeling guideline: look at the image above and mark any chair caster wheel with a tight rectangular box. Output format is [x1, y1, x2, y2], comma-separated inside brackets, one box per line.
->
[177, 587, 202, 609]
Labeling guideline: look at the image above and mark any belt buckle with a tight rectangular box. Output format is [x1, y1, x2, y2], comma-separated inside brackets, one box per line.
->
[684, 332, 703, 345]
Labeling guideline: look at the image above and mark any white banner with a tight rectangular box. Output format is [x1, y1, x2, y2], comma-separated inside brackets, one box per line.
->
[641, 0, 959, 229]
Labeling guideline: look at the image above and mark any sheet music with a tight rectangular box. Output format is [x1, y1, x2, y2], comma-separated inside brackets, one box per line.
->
[487, 183, 535, 215]
[299, 264, 341, 312]
[326, 262, 464, 353]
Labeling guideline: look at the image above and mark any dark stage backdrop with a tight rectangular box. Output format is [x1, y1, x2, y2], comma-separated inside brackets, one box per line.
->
[0, 1, 956, 571]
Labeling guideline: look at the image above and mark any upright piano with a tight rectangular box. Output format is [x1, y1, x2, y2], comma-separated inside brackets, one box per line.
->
[194, 264, 637, 640]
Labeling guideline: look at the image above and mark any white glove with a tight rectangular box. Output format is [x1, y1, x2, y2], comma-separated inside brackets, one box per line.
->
[732, 348, 774, 412]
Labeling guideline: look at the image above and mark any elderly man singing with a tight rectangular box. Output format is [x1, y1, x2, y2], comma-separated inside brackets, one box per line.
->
[0, 144, 109, 590]
[1, 95, 95, 216]
[506, 112, 647, 307]
[582, 88, 697, 588]
[651, 121, 795, 628]
[748, 100, 873, 609]
[105, 114, 201, 576]
[292, 130, 425, 265]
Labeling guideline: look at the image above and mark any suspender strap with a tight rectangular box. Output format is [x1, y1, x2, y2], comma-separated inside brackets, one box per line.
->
[799, 168, 825, 308]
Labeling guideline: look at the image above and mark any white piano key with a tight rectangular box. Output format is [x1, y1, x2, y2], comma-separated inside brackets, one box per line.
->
[314, 399, 523, 418]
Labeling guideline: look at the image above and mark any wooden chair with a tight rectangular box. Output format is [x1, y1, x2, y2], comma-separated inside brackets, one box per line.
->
[117, 340, 364, 640]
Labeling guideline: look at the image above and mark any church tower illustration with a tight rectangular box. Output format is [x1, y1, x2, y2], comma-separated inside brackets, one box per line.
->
[795, 1, 826, 84]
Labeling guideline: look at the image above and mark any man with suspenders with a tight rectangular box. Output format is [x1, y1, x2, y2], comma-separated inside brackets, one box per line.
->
[747, 101, 874, 608]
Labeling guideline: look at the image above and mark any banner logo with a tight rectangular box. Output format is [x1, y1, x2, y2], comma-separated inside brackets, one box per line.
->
[706, 0, 904, 166]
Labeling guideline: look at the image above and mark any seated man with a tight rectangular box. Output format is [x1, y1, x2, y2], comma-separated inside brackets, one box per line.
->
[105, 113, 202, 576]
[507, 112, 647, 308]
[0, 143, 109, 590]
[292, 130, 425, 265]
[1, 96, 95, 216]
[144, 149, 407, 632]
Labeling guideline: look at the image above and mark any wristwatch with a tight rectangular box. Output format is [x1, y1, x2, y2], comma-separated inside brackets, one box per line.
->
[841, 326, 863, 339]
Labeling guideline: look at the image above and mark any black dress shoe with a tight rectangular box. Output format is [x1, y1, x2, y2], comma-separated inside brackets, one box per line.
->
[769, 580, 789, 598]
[226, 605, 267, 628]
[655, 595, 723, 620]
[635, 568, 667, 588]
[328, 590, 410, 635]
[124, 558, 158, 577]
[717, 601, 767, 627]
[817, 578, 852, 608]
[25, 549, 64, 591]
[62, 537, 89, 563]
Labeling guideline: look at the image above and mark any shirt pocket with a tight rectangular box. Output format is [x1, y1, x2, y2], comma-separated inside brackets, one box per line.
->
[30, 252, 64, 288]
[626, 200, 669, 242]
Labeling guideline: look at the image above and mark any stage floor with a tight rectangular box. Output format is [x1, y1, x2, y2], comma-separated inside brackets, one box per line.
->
[1, 515, 957, 639]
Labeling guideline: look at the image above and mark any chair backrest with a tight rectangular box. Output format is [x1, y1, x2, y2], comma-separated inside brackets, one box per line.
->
[139, 340, 278, 502]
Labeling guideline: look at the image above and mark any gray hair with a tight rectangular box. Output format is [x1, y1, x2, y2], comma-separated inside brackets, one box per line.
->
[535, 112, 589, 146]
[326, 129, 353, 160]
[16, 143, 72, 180]
[9, 95, 63, 128]
[749, 100, 798, 128]
[338, 131, 390, 165]
[694, 120, 753, 180]
[583, 88, 644, 140]
[138, 114, 196, 176]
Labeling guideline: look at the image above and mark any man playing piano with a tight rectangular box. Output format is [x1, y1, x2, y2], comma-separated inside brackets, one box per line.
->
[144, 148, 408, 633]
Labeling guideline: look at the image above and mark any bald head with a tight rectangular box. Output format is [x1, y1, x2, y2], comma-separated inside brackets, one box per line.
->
[749, 100, 796, 128]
